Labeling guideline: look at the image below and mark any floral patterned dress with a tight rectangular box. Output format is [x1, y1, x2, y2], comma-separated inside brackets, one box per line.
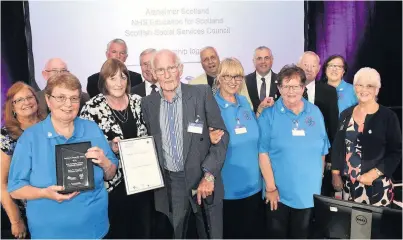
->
[342, 116, 394, 206]
[0, 127, 27, 224]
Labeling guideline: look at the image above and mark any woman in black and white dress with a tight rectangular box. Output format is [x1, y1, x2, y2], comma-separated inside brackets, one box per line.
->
[80, 58, 153, 239]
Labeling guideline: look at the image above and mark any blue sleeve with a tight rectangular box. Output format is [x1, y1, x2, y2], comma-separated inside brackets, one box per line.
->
[258, 108, 272, 154]
[318, 110, 330, 156]
[7, 131, 33, 193]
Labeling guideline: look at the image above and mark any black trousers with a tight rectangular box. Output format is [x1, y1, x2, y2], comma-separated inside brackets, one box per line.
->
[108, 180, 154, 239]
[223, 191, 265, 239]
[265, 202, 312, 239]
[1, 206, 30, 239]
[321, 169, 335, 197]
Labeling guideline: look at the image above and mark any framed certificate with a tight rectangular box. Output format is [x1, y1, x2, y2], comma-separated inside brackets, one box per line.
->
[55, 142, 94, 194]
[118, 136, 164, 195]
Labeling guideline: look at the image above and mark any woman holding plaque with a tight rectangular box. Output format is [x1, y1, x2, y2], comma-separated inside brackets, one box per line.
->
[79, 58, 154, 239]
[1, 82, 45, 239]
[7, 73, 118, 239]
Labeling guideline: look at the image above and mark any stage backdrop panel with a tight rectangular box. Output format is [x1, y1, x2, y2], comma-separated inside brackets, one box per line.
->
[28, 0, 304, 91]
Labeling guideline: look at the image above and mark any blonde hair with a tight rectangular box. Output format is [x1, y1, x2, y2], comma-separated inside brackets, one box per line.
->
[353, 67, 381, 88]
[215, 57, 246, 93]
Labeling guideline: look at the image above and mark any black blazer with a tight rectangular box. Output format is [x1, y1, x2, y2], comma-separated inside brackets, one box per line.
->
[313, 81, 339, 144]
[331, 105, 402, 178]
[245, 71, 280, 112]
[131, 82, 146, 97]
[86, 70, 143, 98]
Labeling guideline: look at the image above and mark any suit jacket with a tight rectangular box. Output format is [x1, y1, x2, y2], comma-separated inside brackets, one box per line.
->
[313, 81, 339, 145]
[36, 90, 90, 115]
[245, 70, 280, 113]
[131, 82, 146, 97]
[189, 73, 254, 110]
[87, 70, 143, 98]
[141, 83, 229, 216]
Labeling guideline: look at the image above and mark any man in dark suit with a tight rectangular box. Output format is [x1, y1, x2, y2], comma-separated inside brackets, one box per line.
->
[131, 48, 159, 97]
[298, 51, 339, 197]
[87, 38, 142, 98]
[141, 49, 228, 239]
[245, 46, 280, 113]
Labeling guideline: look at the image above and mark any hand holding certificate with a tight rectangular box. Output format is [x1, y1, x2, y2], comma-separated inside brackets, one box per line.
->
[118, 136, 164, 195]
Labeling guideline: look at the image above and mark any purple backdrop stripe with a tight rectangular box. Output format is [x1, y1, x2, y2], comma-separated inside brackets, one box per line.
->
[1, 57, 12, 125]
[315, 1, 375, 82]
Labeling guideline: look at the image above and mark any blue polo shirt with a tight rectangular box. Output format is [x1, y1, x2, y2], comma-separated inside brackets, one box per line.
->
[258, 97, 330, 209]
[8, 115, 118, 239]
[336, 80, 358, 114]
[215, 93, 262, 200]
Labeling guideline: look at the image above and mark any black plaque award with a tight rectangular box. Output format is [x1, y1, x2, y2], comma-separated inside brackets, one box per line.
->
[55, 142, 94, 194]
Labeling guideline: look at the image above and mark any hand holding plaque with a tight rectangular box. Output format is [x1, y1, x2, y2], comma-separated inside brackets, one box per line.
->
[55, 142, 95, 194]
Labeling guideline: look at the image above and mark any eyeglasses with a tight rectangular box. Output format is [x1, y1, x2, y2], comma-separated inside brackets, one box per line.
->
[12, 95, 36, 105]
[354, 84, 377, 90]
[221, 75, 244, 82]
[48, 94, 80, 103]
[281, 85, 303, 91]
[202, 56, 218, 64]
[154, 65, 179, 76]
[45, 69, 69, 74]
[327, 64, 344, 70]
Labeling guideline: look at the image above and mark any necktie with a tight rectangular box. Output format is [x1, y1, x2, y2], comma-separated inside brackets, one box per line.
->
[260, 77, 266, 101]
[151, 84, 157, 94]
[303, 88, 309, 100]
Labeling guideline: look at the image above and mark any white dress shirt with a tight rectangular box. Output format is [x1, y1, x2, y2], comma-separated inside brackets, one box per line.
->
[145, 81, 160, 96]
[256, 71, 272, 99]
[306, 80, 316, 104]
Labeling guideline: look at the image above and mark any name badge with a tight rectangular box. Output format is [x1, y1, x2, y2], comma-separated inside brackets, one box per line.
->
[235, 125, 247, 135]
[187, 122, 203, 134]
[292, 129, 305, 136]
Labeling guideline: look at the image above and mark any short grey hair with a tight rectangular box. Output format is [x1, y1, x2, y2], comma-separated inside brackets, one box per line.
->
[200, 46, 218, 59]
[106, 38, 128, 52]
[151, 49, 182, 70]
[353, 67, 381, 88]
[253, 46, 273, 59]
[139, 48, 157, 62]
[298, 51, 320, 65]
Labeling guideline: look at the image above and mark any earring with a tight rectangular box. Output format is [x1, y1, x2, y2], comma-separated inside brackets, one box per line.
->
[12, 111, 16, 118]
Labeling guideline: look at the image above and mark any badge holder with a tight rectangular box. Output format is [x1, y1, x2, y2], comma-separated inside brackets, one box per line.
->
[187, 115, 204, 134]
[291, 120, 305, 136]
[234, 118, 247, 135]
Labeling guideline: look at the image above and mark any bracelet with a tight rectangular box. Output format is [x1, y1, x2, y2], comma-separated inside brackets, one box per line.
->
[266, 188, 277, 193]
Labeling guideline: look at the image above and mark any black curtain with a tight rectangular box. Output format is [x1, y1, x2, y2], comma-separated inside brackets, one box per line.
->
[1, 1, 30, 86]
[305, 1, 402, 181]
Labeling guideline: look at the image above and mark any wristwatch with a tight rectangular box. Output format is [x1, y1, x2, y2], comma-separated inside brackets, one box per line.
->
[204, 173, 215, 182]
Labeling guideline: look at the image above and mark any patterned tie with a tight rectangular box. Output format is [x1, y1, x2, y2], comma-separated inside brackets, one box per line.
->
[151, 84, 157, 94]
[260, 77, 266, 101]
[303, 88, 309, 100]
